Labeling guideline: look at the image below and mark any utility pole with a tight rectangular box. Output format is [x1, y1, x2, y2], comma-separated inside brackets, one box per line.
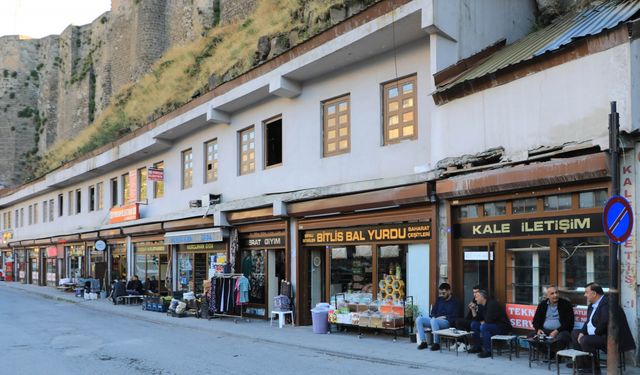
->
[608, 101, 620, 374]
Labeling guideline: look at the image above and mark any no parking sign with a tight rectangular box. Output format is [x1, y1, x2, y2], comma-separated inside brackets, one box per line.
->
[603, 196, 634, 244]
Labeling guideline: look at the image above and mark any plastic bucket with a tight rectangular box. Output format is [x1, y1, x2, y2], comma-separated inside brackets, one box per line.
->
[311, 308, 329, 334]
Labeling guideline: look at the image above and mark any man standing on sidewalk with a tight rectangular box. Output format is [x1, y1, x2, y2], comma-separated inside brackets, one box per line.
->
[416, 283, 460, 351]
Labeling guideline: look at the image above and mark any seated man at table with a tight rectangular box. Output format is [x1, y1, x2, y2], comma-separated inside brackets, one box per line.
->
[468, 290, 512, 358]
[530, 285, 573, 350]
[126, 275, 143, 295]
[416, 283, 460, 351]
[110, 278, 127, 305]
[455, 285, 484, 332]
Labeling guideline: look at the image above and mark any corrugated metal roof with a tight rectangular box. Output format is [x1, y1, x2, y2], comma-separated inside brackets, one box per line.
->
[436, 0, 640, 93]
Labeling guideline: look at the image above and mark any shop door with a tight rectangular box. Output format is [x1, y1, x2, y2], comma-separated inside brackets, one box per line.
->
[462, 243, 495, 304]
[267, 249, 286, 314]
[298, 249, 325, 326]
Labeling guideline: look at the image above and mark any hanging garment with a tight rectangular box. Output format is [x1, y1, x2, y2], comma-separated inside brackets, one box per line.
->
[235, 277, 241, 306]
[239, 275, 250, 304]
[208, 277, 217, 313]
[220, 277, 226, 312]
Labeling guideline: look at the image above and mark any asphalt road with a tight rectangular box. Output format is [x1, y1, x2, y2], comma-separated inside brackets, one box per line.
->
[0, 286, 434, 375]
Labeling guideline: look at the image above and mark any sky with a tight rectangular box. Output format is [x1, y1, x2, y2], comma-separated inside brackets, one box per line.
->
[0, 0, 111, 39]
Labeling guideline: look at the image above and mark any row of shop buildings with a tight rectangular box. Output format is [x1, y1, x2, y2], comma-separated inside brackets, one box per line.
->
[0, 0, 639, 355]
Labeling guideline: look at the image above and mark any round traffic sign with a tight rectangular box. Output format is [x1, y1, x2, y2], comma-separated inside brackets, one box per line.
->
[95, 240, 107, 251]
[603, 195, 634, 244]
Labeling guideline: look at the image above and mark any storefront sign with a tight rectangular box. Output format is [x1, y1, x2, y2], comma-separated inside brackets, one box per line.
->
[506, 303, 589, 331]
[240, 236, 285, 248]
[109, 203, 140, 224]
[302, 222, 431, 245]
[148, 167, 164, 181]
[165, 228, 224, 245]
[46, 246, 58, 257]
[184, 243, 226, 251]
[94, 240, 106, 251]
[453, 213, 602, 239]
[1, 231, 13, 245]
[135, 244, 165, 252]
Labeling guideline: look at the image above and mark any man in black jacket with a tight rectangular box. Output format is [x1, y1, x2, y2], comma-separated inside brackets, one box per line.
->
[570, 282, 607, 371]
[531, 285, 573, 349]
[455, 285, 484, 331]
[468, 290, 512, 358]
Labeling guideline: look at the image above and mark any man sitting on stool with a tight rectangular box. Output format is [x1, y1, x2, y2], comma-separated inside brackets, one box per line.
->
[468, 290, 512, 358]
[531, 285, 573, 350]
[570, 282, 608, 373]
[416, 283, 460, 351]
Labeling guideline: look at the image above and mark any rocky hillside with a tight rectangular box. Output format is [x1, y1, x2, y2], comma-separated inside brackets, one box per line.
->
[0, 0, 378, 187]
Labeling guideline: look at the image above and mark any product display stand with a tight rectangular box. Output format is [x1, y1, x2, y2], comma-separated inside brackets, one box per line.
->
[329, 293, 413, 342]
[208, 273, 251, 323]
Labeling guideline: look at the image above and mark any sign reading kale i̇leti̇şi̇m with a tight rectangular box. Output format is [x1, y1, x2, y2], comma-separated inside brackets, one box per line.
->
[453, 213, 602, 239]
[302, 222, 431, 245]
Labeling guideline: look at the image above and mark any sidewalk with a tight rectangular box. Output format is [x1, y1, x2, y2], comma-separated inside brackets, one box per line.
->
[3, 281, 638, 375]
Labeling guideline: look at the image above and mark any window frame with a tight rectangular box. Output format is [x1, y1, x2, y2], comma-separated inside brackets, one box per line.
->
[68, 191, 74, 216]
[181, 149, 193, 190]
[322, 94, 351, 157]
[89, 185, 96, 212]
[121, 173, 130, 205]
[238, 126, 256, 176]
[204, 139, 219, 183]
[153, 161, 164, 199]
[138, 167, 148, 201]
[382, 74, 418, 145]
[49, 198, 54, 222]
[96, 182, 104, 210]
[75, 188, 82, 214]
[58, 194, 63, 217]
[110, 177, 118, 208]
[263, 115, 283, 169]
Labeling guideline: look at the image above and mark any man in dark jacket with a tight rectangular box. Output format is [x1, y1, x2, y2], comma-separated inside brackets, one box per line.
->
[111, 278, 127, 305]
[416, 283, 460, 351]
[455, 285, 484, 331]
[570, 282, 608, 372]
[469, 290, 512, 358]
[531, 285, 573, 349]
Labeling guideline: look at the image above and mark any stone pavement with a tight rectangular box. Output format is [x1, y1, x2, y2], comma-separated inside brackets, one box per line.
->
[3, 281, 638, 375]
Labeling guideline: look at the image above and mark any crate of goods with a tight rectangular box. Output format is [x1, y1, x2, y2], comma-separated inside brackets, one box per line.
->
[379, 304, 404, 315]
[358, 313, 371, 327]
[382, 314, 404, 329]
[369, 313, 383, 328]
[336, 313, 352, 325]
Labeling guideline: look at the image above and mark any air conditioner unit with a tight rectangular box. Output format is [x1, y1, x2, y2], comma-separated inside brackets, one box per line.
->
[189, 200, 202, 208]
[202, 193, 221, 207]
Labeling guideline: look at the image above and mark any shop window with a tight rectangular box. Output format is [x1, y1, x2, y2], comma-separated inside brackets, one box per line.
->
[456, 204, 479, 219]
[205, 139, 218, 183]
[122, 173, 130, 203]
[505, 239, 550, 305]
[178, 253, 193, 292]
[264, 117, 282, 168]
[330, 245, 373, 296]
[96, 182, 104, 210]
[558, 236, 609, 305]
[383, 74, 417, 144]
[240, 249, 266, 304]
[483, 201, 506, 217]
[89, 185, 96, 212]
[239, 126, 255, 175]
[512, 198, 537, 214]
[75, 189, 81, 214]
[544, 194, 572, 211]
[153, 161, 165, 199]
[49, 199, 54, 222]
[58, 194, 63, 216]
[323, 95, 350, 157]
[135, 254, 164, 291]
[376, 245, 407, 301]
[579, 189, 608, 208]
[182, 149, 193, 189]
[138, 167, 147, 201]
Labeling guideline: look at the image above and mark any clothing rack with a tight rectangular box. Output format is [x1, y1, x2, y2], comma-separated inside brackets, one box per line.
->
[208, 273, 251, 323]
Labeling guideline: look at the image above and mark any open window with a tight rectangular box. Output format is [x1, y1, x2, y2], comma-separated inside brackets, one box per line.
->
[264, 117, 282, 168]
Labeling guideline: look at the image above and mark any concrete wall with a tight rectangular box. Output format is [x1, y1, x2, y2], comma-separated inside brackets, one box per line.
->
[432, 43, 631, 161]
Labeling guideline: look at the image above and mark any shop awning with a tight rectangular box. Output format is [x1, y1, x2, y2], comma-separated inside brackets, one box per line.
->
[164, 228, 225, 245]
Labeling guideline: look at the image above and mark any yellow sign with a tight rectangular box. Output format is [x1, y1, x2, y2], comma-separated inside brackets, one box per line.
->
[302, 223, 431, 245]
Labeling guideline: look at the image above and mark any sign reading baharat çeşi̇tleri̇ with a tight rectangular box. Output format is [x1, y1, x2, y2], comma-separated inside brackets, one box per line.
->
[301, 222, 431, 245]
[453, 213, 602, 238]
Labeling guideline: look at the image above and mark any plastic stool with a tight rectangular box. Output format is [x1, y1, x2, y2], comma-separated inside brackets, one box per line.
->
[270, 310, 294, 328]
[556, 349, 594, 375]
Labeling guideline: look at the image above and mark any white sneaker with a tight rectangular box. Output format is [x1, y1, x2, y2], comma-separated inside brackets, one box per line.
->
[457, 343, 468, 352]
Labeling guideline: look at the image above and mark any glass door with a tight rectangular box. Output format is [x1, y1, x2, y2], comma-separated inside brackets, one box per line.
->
[309, 249, 325, 311]
[462, 243, 495, 303]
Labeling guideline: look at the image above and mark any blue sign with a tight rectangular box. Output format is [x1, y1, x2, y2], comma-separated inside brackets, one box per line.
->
[603, 195, 634, 244]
